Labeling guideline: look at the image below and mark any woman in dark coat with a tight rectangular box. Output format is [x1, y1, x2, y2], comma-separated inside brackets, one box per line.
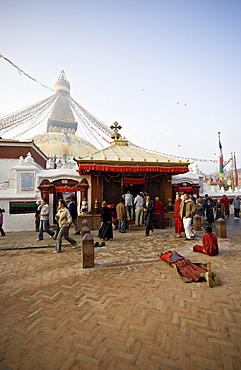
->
[206, 198, 214, 225]
[214, 199, 225, 220]
[98, 201, 113, 241]
[143, 195, 154, 236]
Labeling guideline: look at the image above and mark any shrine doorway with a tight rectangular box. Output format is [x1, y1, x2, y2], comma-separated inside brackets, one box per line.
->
[52, 179, 78, 223]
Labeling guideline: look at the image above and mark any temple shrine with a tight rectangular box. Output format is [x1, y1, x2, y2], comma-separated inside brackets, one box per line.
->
[76, 122, 190, 214]
[0, 72, 191, 231]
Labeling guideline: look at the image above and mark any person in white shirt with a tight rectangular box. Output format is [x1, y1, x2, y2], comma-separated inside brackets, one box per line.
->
[134, 193, 144, 226]
[122, 191, 134, 220]
[37, 198, 54, 241]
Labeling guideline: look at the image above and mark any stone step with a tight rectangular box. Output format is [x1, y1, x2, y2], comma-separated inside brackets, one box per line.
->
[129, 224, 145, 231]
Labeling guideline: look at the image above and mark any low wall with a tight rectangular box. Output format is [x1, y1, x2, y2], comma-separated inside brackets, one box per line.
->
[77, 214, 101, 230]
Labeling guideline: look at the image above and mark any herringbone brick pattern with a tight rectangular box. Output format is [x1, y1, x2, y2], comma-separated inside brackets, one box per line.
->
[0, 224, 241, 369]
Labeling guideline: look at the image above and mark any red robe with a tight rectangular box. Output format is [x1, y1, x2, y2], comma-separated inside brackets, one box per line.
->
[221, 197, 230, 215]
[193, 233, 219, 256]
[159, 251, 208, 282]
[174, 199, 184, 233]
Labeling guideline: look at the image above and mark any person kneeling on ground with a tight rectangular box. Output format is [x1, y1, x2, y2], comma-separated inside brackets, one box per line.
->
[193, 226, 219, 256]
[159, 251, 221, 287]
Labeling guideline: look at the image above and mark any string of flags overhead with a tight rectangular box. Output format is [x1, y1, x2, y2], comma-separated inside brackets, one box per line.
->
[0, 53, 54, 91]
[0, 55, 224, 165]
[134, 146, 218, 164]
[158, 153, 218, 163]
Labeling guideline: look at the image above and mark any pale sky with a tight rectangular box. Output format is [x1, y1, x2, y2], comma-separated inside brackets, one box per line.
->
[1, 0, 241, 174]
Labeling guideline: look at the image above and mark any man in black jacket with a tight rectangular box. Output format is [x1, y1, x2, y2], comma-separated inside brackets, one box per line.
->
[143, 194, 154, 236]
[68, 197, 80, 235]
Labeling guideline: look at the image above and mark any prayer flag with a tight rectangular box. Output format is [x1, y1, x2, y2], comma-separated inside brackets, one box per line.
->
[218, 132, 224, 179]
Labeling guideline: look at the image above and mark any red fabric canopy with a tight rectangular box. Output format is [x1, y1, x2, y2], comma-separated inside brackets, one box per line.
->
[178, 186, 193, 192]
[123, 177, 146, 184]
[55, 186, 77, 193]
[78, 163, 188, 175]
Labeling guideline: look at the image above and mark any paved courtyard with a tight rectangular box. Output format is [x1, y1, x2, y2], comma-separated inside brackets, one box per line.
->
[0, 219, 241, 369]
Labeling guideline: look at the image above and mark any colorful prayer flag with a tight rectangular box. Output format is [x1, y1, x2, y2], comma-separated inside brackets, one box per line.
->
[218, 132, 224, 180]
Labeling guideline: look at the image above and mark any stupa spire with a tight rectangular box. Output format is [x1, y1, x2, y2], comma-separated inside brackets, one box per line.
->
[54, 70, 70, 95]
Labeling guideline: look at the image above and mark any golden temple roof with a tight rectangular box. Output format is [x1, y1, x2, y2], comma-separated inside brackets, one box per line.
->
[78, 137, 190, 165]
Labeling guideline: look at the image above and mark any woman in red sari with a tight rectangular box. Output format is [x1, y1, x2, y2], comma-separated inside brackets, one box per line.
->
[174, 194, 184, 237]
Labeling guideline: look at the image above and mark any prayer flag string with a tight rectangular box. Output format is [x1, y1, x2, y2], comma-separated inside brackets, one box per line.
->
[0, 56, 219, 164]
[0, 53, 54, 91]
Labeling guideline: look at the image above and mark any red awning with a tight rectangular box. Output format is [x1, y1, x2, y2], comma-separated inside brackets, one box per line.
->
[178, 187, 193, 192]
[78, 164, 188, 174]
[123, 177, 146, 184]
[55, 186, 77, 193]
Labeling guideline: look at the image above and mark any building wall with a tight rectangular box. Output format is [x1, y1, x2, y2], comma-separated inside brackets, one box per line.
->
[0, 159, 18, 182]
[0, 145, 47, 169]
[0, 197, 38, 232]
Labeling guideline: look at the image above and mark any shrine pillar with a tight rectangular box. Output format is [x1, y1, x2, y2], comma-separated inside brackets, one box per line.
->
[90, 173, 102, 214]
[38, 180, 54, 204]
[77, 178, 89, 212]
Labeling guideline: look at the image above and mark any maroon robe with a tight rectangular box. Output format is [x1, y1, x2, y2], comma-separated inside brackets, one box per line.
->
[193, 233, 219, 256]
[174, 199, 184, 233]
[221, 197, 230, 216]
[159, 251, 208, 282]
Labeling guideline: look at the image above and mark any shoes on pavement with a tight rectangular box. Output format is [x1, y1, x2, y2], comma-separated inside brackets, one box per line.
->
[75, 231, 80, 235]
[72, 243, 79, 249]
[204, 272, 215, 288]
[210, 272, 222, 286]
[99, 242, 105, 247]
[36, 239, 42, 241]
[94, 242, 99, 247]
[53, 250, 60, 254]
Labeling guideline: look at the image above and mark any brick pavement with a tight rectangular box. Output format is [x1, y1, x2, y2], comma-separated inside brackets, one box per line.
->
[0, 219, 241, 369]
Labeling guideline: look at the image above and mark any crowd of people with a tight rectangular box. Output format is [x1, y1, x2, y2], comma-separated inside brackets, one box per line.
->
[117, 191, 166, 237]
[1, 190, 240, 287]
[174, 193, 240, 239]
[1, 191, 239, 240]
[18, 191, 241, 247]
